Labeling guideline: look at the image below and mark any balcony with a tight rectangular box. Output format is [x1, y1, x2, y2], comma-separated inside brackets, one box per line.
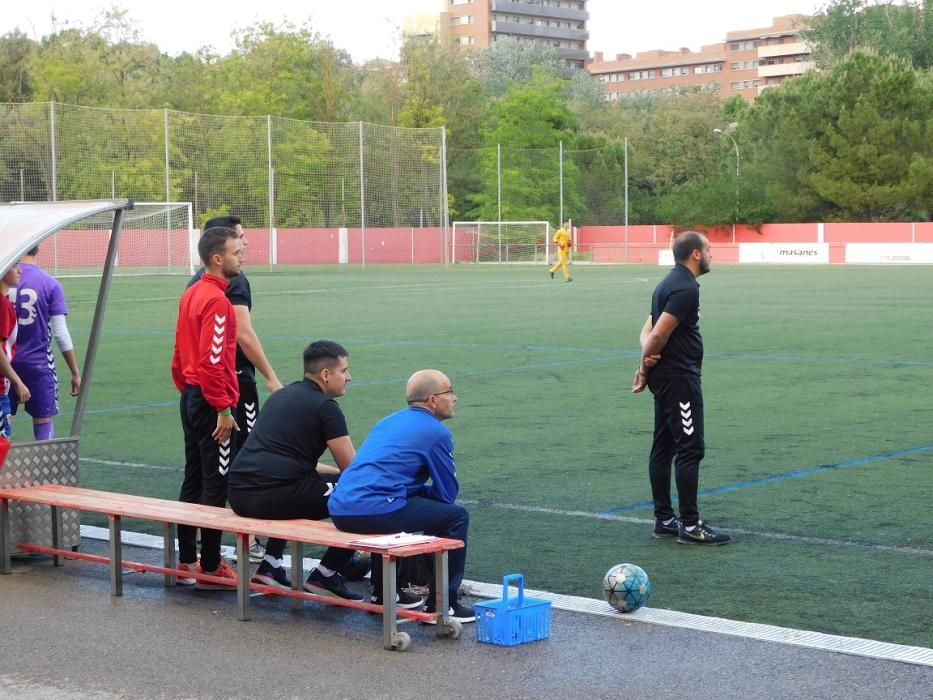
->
[491, 0, 589, 22]
[757, 61, 813, 78]
[492, 20, 589, 42]
[758, 41, 810, 59]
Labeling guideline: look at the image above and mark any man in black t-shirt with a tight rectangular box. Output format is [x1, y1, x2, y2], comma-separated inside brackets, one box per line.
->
[227, 340, 364, 601]
[632, 231, 730, 546]
[189, 215, 282, 562]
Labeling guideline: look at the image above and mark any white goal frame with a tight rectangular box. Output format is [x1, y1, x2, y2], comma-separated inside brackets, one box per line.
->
[451, 221, 553, 264]
[48, 201, 195, 277]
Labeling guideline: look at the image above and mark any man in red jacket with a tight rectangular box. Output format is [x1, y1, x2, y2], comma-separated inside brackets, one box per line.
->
[171, 226, 243, 589]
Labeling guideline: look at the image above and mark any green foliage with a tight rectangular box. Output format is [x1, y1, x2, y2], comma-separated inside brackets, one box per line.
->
[804, 0, 933, 69]
[466, 70, 582, 222]
[743, 50, 932, 221]
[468, 36, 564, 97]
[0, 29, 36, 102]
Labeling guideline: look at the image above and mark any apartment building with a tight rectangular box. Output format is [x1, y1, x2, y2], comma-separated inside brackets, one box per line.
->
[587, 15, 813, 101]
[444, 0, 590, 70]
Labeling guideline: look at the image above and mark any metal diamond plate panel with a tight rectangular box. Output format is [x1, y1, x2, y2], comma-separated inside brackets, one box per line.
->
[0, 439, 80, 548]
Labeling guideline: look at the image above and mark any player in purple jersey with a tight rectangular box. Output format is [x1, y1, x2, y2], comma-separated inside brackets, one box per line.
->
[10, 245, 81, 441]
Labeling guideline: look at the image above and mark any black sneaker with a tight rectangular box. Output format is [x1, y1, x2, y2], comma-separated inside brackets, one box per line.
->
[677, 520, 731, 545]
[370, 589, 425, 610]
[423, 596, 475, 624]
[303, 569, 364, 601]
[550, 271, 554, 279]
[653, 517, 681, 539]
[566, 277, 573, 282]
[251, 561, 292, 589]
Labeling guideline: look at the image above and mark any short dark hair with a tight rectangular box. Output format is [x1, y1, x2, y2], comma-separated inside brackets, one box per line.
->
[204, 215, 241, 231]
[303, 340, 348, 375]
[672, 231, 706, 263]
[26, 245, 39, 257]
[197, 226, 238, 265]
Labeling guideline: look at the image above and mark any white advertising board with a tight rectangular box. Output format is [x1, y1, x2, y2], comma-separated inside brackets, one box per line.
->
[739, 243, 829, 264]
[845, 243, 933, 264]
[658, 248, 674, 266]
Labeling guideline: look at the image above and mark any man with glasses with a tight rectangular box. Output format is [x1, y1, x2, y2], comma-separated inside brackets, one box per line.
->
[329, 369, 474, 623]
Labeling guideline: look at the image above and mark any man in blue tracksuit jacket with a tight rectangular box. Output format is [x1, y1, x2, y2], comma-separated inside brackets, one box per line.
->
[328, 369, 473, 623]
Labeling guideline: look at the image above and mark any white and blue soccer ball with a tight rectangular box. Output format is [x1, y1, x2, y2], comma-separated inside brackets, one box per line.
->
[602, 563, 651, 613]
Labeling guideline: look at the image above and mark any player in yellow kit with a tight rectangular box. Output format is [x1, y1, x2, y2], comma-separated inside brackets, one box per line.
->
[548, 220, 573, 282]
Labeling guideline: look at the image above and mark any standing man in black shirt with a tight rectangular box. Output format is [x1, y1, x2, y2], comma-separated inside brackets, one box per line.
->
[227, 340, 364, 601]
[189, 215, 282, 562]
[632, 231, 730, 545]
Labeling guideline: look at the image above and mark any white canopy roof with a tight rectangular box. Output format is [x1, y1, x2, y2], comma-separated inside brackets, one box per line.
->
[0, 199, 133, 273]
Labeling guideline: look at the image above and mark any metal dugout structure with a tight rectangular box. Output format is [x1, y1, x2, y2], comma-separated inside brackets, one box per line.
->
[0, 199, 131, 548]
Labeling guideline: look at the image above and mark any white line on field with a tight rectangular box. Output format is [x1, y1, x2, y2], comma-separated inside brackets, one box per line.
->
[78, 459, 933, 558]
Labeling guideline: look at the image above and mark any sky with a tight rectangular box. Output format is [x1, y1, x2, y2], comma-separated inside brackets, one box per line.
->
[3, 0, 826, 62]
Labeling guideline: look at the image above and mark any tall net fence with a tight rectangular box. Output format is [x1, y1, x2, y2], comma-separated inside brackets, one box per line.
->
[446, 144, 628, 227]
[0, 103, 449, 266]
[1, 103, 631, 268]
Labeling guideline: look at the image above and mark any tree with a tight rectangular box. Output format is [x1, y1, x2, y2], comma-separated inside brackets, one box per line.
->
[469, 36, 564, 97]
[804, 0, 933, 69]
[465, 69, 582, 222]
[0, 30, 36, 102]
[742, 50, 932, 221]
[215, 22, 357, 121]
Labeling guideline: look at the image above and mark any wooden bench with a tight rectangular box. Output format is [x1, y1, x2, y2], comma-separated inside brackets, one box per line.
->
[0, 484, 465, 651]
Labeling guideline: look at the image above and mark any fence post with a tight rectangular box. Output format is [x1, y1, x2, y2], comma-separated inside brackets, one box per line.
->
[164, 109, 171, 205]
[49, 101, 57, 202]
[359, 121, 366, 270]
[559, 140, 564, 227]
[267, 115, 275, 268]
[624, 137, 629, 263]
[441, 127, 449, 267]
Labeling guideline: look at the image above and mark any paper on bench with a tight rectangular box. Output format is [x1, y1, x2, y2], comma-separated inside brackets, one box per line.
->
[349, 532, 439, 548]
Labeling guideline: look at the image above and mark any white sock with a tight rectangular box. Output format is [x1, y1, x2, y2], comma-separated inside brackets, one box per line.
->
[685, 525, 697, 532]
[316, 565, 335, 577]
[263, 555, 283, 568]
[662, 517, 677, 525]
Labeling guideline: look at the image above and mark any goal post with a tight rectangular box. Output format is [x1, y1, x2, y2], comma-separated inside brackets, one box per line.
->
[46, 201, 195, 277]
[451, 221, 552, 264]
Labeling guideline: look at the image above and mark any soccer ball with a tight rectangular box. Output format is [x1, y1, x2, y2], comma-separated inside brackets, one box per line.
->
[602, 563, 651, 613]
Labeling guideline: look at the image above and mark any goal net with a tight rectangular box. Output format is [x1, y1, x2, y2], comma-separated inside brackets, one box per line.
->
[41, 202, 195, 277]
[451, 221, 552, 264]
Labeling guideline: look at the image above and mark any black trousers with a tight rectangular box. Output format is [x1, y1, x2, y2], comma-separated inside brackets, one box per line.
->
[228, 472, 352, 573]
[648, 374, 704, 527]
[178, 385, 235, 571]
[233, 375, 258, 452]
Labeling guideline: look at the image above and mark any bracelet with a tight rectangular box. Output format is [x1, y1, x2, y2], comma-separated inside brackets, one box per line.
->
[218, 408, 232, 417]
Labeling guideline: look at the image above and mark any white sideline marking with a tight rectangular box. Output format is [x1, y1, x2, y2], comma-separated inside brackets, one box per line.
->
[77, 461, 933, 558]
[459, 499, 933, 558]
[79, 525, 933, 668]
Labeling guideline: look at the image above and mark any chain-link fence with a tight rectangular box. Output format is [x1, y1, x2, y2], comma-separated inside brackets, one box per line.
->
[1, 103, 630, 266]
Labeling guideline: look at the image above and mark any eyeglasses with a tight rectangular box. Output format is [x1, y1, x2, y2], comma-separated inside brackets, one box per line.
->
[430, 388, 454, 398]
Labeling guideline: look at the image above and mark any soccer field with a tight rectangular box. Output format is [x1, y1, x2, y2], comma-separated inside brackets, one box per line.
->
[57, 263, 932, 648]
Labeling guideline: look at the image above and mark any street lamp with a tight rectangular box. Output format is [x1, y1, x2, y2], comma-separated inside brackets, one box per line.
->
[714, 128, 740, 238]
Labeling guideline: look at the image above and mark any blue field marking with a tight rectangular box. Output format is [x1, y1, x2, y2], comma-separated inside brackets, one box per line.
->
[59, 353, 629, 418]
[74, 325, 933, 367]
[599, 444, 933, 516]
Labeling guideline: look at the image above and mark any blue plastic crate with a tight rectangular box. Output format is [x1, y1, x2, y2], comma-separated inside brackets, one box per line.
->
[475, 574, 551, 646]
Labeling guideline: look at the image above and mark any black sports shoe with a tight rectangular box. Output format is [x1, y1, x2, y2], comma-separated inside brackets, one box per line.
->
[549, 271, 554, 279]
[653, 517, 681, 539]
[677, 520, 731, 545]
[251, 561, 292, 589]
[303, 569, 364, 600]
[423, 596, 475, 624]
[566, 277, 573, 282]
[370, 589, 425, 610]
